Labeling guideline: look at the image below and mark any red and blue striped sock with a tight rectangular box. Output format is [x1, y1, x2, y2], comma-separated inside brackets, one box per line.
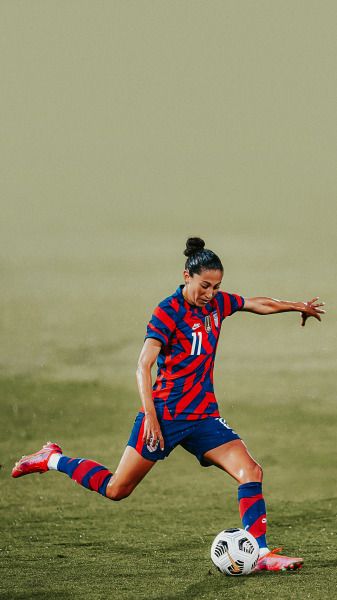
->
[238, 481, 268, 548]
[57, 456, 112, 497]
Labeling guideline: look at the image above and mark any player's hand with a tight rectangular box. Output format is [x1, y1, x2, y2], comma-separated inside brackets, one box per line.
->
[143, 412, 165, 451]
[300, 297, 325, 327]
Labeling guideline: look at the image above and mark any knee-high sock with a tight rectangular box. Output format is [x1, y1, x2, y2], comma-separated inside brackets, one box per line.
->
[238, 482, 267, 548]
[57, 456, 112, 497]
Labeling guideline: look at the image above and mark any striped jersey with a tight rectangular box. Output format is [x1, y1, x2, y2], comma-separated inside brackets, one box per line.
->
[145, 284, 244, 420]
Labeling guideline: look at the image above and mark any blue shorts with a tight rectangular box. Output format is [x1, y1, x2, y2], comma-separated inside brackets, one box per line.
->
[128, 412, 240, 467]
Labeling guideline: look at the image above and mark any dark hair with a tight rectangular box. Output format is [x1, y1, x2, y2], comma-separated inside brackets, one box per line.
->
[183, 237, 223, 276]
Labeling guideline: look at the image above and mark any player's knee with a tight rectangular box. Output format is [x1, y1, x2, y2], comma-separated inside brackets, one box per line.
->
[251, 462, 263, 482]
[105, 482, 133, 501]
[238, 461, 263, 484]
[109, 489, 131, 501]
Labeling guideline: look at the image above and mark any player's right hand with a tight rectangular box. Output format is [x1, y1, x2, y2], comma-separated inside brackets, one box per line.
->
[143, 412, 165, 451]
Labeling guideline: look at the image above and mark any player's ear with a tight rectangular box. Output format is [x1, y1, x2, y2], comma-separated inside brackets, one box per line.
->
[183, 269, 191, 284]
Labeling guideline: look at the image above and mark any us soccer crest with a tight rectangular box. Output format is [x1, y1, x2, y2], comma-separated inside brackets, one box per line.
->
[212, 310, 219, 327]
[204, 315, 212, 333]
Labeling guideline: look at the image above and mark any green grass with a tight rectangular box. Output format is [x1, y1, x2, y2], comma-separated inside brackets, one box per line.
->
[1, 375, 336, 599]
[1, 228, 336, 599]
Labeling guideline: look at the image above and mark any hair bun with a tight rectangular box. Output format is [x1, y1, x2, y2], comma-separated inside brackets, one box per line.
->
[184, 237, 205, 257]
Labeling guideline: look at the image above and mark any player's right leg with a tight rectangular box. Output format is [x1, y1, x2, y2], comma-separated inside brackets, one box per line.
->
[12, 442, 155, 501]
[105, 446, 155, 500]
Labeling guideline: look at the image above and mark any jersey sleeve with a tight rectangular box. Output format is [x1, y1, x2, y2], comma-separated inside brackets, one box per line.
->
[217, 291, 245, 321]
[145, 299, 177, 346]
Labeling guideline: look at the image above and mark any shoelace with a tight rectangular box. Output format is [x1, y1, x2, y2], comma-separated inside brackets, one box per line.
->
[260, 547, 283, 560]
[268, 547, 283, 556]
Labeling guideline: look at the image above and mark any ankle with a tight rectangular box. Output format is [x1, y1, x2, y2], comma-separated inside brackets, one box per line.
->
[47, 452, 62, 470]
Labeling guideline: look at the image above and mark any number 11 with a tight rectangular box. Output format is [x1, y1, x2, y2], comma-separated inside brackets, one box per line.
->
[191, 331, 202, 355]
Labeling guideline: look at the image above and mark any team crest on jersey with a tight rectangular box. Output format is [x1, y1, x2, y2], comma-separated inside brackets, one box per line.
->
[212, 311, 219, 328]
[204, 315, 212, 333]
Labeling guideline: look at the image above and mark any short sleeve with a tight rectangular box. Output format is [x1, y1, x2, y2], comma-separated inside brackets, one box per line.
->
[217, 291, 245, 321]
[145, 300, 177, 346]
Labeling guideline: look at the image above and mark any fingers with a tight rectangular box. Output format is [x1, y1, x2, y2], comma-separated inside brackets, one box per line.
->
[308, 306, 325, 315]
[158, 434, 165, 451]
[307, 298, 325, 310]
[148, 432, 165, 451]
[311, 303, 325, 312]
[301, 308, 323, 326]
[142, 425, 165, 451]
[309, 307, 325, 315]
[144, 430, 162, 447]
[301, 298, 326, 326]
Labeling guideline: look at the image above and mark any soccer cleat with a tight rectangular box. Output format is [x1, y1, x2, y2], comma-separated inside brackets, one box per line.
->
[254, 547, 303, 572]
[11, 442, 62, 478]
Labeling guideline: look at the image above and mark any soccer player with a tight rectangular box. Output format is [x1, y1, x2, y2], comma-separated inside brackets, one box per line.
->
[12, 237, 325, 572]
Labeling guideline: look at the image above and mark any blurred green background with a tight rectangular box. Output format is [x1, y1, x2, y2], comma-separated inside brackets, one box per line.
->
[1, 1, 336, 599]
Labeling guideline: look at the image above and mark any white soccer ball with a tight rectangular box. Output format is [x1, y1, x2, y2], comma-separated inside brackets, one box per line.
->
[211, 528, 259, 576]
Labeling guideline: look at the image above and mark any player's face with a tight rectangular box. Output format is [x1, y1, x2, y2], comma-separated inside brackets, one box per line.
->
[183, 269, 223, 307]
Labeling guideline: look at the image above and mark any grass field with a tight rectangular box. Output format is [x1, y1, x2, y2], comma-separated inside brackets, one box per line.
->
[1, 2, 337, 598]
[1, 373, 336, 600]
[1, 226, 336, 600]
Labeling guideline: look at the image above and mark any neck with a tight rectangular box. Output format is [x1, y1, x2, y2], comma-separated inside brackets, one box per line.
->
[182, 285, 194, 306]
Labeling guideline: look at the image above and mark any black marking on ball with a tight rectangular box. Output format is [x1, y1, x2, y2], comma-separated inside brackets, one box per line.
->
[224, 528, 240, 533]
[238, 537, 255, 554]
[214, 540, 229, 558]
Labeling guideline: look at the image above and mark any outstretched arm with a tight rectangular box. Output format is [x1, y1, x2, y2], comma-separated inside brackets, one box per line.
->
[242, 296, 325, 326]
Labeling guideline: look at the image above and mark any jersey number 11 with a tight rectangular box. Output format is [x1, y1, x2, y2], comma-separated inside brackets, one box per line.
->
[191, 331, 202, 355]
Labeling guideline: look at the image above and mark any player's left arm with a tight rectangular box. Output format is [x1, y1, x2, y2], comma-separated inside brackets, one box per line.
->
[242, 296, 325, 326]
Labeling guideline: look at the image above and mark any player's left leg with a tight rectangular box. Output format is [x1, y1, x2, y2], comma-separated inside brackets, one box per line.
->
[204, 440, 303, 571]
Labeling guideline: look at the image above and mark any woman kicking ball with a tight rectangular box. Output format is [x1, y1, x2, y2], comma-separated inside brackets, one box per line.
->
[12, 237, 325, 571]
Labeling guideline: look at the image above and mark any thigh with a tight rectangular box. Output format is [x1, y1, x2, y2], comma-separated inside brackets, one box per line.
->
[203, 439, 263, 484]
[113, 445, 156, 486]
[106, 446, 156, 498]
[180, 416, 240, 467]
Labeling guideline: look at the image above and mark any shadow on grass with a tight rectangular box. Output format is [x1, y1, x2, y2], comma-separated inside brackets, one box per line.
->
[160, 571, 246, 600]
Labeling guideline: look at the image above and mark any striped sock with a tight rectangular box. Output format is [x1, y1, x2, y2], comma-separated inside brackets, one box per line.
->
[57, 456, 112, 497]
[238, 481, 268, 548]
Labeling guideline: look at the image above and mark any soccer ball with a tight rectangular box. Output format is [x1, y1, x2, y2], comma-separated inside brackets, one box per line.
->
[211, 528, 259, 576]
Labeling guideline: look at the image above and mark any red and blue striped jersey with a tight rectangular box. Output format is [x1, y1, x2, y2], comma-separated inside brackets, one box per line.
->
[145, 285, 244, 420]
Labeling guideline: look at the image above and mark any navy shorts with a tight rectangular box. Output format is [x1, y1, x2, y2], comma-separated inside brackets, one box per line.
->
[128, 412, 240, 467]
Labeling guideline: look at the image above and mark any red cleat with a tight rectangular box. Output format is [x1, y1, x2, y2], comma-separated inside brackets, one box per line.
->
[11, 442, 62, 478]
[254, 548, 303, 572]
